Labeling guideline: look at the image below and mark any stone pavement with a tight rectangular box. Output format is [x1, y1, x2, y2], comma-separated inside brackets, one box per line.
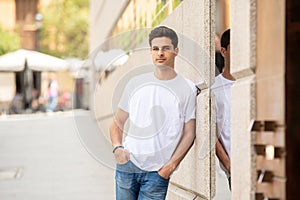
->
[0, 110, 231, 200]
[0, 110, 115, 200]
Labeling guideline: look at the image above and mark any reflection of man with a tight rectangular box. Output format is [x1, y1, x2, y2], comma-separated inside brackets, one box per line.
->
[215, 33, 224, 76]
[211, 29, 235, 190]
[109, 26, 197, 199]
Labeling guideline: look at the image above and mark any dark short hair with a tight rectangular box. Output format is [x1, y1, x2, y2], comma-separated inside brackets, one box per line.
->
[148, 26, 178, 48]
[221, 29, 230, 49]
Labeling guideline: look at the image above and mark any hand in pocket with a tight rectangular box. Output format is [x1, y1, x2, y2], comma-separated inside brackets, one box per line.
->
[114, 148, 130, 164]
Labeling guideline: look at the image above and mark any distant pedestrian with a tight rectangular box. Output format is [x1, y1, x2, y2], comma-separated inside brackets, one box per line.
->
[9, 93, 24, 114]
[47, 72, 58, 112]
[110, 26, 197, 200]
[30, 89, 46, 113]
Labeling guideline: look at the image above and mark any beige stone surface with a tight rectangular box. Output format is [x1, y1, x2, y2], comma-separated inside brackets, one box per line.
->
[255, 1, 286, 199]
[89, 0, 130, 52]
[194, 196, 209, 200]
[166, 183, 198, 200]
[256, 0, 285, 124]
[171, 89, 212, 199]
[255, 129, 285, 147]
[161, 0, 214, 89]
[231, 0, 256, 79]
[256, 156, 285, 178]
[256, 177, 286, 199]
[257, 0, 285, 78]
[231, 76, 256, 200]
[256, 72, 285, 125]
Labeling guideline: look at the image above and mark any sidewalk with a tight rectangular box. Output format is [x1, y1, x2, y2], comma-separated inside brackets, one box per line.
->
[0, 110, 115, 200]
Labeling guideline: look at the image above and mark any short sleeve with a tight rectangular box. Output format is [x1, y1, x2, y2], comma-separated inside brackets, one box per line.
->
[184, 84, 197, 123]
[118, 81, 132, 113]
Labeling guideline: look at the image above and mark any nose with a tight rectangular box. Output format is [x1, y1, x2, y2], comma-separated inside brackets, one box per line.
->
[158, 48, 164, 56]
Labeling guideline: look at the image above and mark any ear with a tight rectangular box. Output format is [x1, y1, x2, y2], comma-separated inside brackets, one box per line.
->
[220, 47, 226, 58]
[174, 47, 179, 56]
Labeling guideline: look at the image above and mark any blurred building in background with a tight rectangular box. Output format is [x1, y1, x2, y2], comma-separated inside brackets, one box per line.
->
[0, 0, 76, 113]
[89, 0, 229, 52]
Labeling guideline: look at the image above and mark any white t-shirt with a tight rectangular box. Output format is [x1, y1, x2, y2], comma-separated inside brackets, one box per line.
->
[211, 74, 235, 158]
[118, 72, 196, 171]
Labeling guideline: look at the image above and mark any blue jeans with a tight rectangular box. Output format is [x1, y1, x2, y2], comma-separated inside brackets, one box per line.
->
[115, 160, 170, 200]
[47, 96, 58, 111]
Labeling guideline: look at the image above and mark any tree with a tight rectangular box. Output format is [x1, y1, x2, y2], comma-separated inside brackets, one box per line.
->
[40, 0, 89, 59]
[0, 26, 20, 56]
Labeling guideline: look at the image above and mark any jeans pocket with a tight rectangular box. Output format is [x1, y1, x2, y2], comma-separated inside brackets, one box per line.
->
[116, 160, 133, 173]
[156, 171, 170, 181]
[115, 169, 135, 190]
[117, 159, 130, 166]
[141, 171, 169, 198]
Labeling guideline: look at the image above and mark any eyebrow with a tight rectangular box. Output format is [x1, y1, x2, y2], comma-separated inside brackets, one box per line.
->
[151, 45, 172, 49]
[152, 45, 171, 47]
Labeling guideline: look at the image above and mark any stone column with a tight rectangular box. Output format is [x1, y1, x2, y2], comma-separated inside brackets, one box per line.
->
[231, 0, 257, 199]
[231, 0, 286, 199]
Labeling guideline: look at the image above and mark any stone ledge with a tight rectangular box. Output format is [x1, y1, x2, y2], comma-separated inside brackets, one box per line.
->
[167, 182, 207, 200]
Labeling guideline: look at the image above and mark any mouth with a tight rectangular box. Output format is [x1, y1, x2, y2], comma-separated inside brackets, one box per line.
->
[156, 58, 166, 63]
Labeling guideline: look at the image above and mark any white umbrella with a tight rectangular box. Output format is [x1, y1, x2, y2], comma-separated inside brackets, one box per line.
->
[65, 58, 88, 78]
[0, 49, 25, 71]
[93, 49, 129, 72]
[65, 58, 86, 71]
[0, 49, 69, 72]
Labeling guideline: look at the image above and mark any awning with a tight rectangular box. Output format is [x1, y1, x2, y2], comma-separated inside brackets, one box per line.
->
[0, 49, 69, 72]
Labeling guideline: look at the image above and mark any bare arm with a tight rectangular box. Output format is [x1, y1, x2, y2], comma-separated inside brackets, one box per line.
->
[158, 119, 196, 179]
[109, 108, 130, 164]
[216, 139, 230, 174]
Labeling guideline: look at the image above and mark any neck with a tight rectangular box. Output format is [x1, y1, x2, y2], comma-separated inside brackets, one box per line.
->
[154, 67, 177, 80]
[222, 65, 235, 81]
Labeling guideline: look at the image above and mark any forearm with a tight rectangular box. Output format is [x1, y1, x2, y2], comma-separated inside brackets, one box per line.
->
[110, 109, 128, 147]
[168, 130, 195, 167]
[110, 121, 130, 164]
[109, 110, 130, 164]
[159, 120, 196, 177]
[110, 120, 123, 148]
[216, 139, 230, 174]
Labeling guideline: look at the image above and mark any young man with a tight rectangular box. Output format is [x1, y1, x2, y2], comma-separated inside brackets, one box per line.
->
[110, 26, 197, 200]
[211, 29, 235, 190]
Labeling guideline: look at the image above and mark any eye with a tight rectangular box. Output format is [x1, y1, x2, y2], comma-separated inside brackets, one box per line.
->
[162, 46, 171, 51]
[152, 47, 159, 51]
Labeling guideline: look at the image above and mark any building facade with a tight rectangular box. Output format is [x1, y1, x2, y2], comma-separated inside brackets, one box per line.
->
[0, 0, 75, 113]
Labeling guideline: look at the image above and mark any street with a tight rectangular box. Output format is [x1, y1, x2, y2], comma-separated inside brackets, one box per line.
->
[0, 110, 115, 200]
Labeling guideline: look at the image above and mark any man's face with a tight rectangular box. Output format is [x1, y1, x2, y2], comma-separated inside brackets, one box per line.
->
[221, 44, 230, 65]
[150, 37, 178, 69]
